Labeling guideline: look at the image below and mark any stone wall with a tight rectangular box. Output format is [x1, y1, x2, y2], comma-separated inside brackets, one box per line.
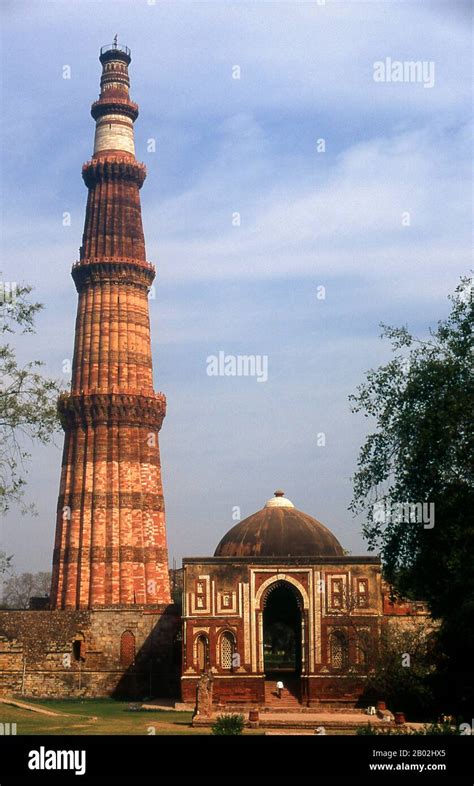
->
[181, 675, 265, 706]
[0, 606, 180, 699]
[306, 675, 368, 707]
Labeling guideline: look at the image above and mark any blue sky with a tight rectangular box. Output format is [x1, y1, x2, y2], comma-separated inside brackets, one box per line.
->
[0, 0, 472, 575]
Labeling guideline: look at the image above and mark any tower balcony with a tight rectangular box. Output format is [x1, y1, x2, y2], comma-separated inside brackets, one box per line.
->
[99, 43, 131, 65]
[91, 97, 139, 122]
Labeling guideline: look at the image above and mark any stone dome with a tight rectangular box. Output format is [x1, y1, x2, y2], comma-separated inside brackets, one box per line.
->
[214, 491, 344, 558]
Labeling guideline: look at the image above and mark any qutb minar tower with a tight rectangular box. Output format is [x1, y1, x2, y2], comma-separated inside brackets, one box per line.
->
[51, 42, 171, 609]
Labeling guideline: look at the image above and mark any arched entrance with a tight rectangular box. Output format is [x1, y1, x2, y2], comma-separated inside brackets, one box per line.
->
[262, 580, 303, 702]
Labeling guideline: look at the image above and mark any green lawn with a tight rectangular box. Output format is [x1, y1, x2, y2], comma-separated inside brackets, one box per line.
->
[0, 699, 206, 735]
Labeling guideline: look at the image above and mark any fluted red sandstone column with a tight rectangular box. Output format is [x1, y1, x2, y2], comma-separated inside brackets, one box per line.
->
[50, 43, 171, 609]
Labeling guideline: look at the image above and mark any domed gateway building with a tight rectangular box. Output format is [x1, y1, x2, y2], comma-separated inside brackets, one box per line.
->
[181, 491, 384, 708]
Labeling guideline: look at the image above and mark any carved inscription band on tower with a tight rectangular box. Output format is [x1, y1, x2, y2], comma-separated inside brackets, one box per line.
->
[50, 43, 171, 609]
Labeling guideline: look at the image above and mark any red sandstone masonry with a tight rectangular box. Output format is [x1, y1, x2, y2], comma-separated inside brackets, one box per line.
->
[50, 47, 170, 610]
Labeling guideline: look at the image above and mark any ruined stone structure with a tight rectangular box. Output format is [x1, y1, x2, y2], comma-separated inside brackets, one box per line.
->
[0, 43, 178, 698]
[181, 491, 429, 708]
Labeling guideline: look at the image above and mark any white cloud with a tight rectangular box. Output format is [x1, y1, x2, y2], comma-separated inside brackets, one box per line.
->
[146, 122, 470, 311]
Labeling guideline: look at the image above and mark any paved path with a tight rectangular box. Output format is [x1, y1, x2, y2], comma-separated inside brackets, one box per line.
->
[261, 711, 378, 723]
[0, 696, 97, 722]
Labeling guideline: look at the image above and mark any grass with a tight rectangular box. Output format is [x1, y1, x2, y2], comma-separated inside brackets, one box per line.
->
[0, 698, 206, 736]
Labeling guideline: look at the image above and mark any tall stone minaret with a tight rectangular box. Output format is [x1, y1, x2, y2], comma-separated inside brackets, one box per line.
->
[50, 42, 171, 609]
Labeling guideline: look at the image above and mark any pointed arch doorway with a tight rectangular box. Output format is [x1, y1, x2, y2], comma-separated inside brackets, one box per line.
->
[262, 580, 303, 703]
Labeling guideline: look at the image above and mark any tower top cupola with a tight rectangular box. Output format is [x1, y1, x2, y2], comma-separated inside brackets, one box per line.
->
[99, 40, 131, 65]
[91, 40, 138, 158]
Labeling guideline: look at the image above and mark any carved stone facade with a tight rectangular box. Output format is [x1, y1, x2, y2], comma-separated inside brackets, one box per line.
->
[50, 43, 170, 610]
[181, 556, 383, 707]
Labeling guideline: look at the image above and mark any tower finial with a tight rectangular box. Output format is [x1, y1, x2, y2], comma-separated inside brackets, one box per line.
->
[113, 33, 118, 47]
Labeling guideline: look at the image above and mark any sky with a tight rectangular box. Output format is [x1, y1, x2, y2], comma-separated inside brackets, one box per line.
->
[0, 0, 472, 577]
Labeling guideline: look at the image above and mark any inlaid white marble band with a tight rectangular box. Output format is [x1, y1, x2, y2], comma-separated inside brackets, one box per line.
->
[94, 114, 135, 155]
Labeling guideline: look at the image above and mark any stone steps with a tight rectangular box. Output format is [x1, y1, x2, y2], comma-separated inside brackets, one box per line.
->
[193, 713, 395, 733]
[265, 679, 301, 708]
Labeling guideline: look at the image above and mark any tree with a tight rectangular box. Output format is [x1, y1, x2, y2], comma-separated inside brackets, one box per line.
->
[328, 585, 377, 673]
[350, 277, 474, 714]
[0, 552, 12, 575]
[0, 278, 63, 514]
[0, 551, 13, 607]
[1, 570, 52, 609]
[362, 619, 437, 720]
